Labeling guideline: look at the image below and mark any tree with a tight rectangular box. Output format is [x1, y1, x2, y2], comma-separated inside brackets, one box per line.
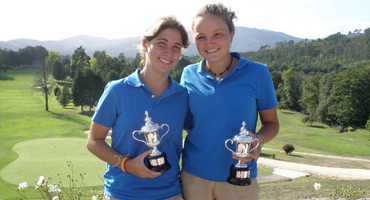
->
[34, 63, 54, 111]
[281, 68, 302, 111]
[300, 74, 321, 125]
[46, 51, 66, 81]
[72, 68, 104, 111]
[58, 86, 71, 108]
[328, 66, 370, 128]
[33, 46, 51, 111]
[70, 46, 90, 78]
[72, 70, 87, 111]
[316, 72, 337, 126]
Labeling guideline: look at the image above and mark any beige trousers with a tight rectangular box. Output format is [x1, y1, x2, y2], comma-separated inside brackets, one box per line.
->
[180, 170, 260, 200]
[104, 193, 184, 200]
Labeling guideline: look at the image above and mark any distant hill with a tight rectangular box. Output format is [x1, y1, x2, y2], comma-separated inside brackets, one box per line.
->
[0, 26, 303, 58]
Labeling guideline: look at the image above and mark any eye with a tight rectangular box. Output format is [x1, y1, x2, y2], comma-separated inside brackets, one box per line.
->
[158, 41, 166, 46]
[173, 45, 181, 51]
[214, 33, 223, 37]
[196, 36, 205, 41]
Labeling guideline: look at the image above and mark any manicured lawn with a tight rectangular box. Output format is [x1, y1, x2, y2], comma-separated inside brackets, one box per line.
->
[1, 138, 105, 186]
[1, 67, 369, 199]
[261, 110, 370, 158]
[0, 67, 104, 199]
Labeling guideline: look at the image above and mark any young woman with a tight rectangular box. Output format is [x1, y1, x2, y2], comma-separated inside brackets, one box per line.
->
[87, 16, 189, 200]
[180, 3, 279, 200]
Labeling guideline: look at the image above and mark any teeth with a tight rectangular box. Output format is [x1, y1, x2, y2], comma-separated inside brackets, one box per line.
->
[207, 48, 218, 53]
[159, 58, 171, 64]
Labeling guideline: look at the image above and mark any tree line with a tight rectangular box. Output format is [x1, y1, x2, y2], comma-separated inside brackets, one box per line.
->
[1, 28, 370, 131]
[242, 28, 370, 131]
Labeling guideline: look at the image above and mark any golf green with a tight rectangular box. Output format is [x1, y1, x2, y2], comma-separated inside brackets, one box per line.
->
[0, 138, 106, 187]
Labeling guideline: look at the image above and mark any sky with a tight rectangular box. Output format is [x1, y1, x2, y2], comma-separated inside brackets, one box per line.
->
[1, 0, 370, 42]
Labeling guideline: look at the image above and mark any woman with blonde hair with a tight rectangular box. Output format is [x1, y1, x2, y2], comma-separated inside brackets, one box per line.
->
[180, 3, 279, 200]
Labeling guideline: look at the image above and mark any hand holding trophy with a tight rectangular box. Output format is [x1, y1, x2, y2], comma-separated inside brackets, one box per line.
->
[225, 121, 260, 186]
[132, 111, 171, 173]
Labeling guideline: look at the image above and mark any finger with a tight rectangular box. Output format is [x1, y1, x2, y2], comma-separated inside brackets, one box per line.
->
[247, 131, 256, 137]
[140, 149, 153, 157]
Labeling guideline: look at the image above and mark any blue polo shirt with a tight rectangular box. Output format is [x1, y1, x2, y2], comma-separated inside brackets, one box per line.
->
[180, 52, 277, 182]
[92, 69, 188, 199]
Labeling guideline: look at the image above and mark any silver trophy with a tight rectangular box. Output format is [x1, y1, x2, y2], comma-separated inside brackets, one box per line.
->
[132, 111, 171, 172]
[225, 121, 260, 185]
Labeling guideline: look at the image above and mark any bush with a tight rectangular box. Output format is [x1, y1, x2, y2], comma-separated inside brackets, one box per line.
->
[366, 116, 370, 132]
[282, 144, 295, 154]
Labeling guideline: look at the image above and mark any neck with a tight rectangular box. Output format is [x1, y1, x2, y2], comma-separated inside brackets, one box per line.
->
[206, 55, 233, 81]
[140, 66, 170, 98]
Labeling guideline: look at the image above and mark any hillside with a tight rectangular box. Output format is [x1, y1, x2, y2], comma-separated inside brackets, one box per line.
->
[0, 27, 303, 58]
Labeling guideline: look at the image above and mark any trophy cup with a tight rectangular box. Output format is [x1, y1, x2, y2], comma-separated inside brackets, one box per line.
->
[225, 121, 260, 185]
[132, 111, 171, 172]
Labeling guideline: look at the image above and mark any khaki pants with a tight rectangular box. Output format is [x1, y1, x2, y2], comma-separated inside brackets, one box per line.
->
[104, 193, 184, 200]
[180, 170, 260, 200]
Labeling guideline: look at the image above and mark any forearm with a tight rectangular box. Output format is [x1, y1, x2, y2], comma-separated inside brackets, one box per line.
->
[256, 121, 279, 145]
[87, 138, 123, 167]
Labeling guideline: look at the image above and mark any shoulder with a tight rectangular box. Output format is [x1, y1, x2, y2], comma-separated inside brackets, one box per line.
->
[105, 78, 127, 90]
[183, 61, 201, 73]
[171, 79, 189, 95]
[238, 58, 269, 75]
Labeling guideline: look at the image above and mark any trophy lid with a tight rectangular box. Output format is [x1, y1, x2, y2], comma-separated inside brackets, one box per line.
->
[233, 121, 254, 143]
[141, 111, 160, 133]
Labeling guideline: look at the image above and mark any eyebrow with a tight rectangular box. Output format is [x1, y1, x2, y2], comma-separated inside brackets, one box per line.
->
[157, 37, 182, 47]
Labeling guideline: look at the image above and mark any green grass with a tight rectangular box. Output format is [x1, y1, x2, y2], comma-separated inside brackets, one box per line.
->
[1, 138, 105, 186]
[1, 67, 370, 199]
[0, 67, 104, 199]
[261, 110, 370, 158]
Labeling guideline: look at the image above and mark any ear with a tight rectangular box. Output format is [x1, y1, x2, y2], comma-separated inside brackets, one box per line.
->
[142, 39, 148, 51]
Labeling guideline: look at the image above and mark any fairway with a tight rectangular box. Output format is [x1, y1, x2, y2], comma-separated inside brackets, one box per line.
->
[1, 138, 105, 187]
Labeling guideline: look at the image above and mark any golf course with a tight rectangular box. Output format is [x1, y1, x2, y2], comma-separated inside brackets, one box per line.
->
[1, 67, 370, 199]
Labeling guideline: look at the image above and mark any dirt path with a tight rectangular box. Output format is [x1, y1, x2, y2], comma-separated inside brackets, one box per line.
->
[258, 148, 370, 180]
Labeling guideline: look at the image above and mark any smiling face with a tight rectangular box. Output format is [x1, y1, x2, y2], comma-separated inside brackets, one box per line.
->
[143, 28, 183, 74]
[193, 14, 234, 65]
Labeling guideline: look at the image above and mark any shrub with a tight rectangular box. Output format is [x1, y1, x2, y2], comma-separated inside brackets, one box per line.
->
[366, 116, 370, 132]
[282, 144, 295, 154]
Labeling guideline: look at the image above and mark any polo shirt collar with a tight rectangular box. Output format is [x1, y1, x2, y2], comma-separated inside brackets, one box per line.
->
[127, 69, 143, 87]
[126, 69, 183, 94]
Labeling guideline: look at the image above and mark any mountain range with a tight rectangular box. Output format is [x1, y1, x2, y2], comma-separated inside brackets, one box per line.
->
[0, 26, 303, 58]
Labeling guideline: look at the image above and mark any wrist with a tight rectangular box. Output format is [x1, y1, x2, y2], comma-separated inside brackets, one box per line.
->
[120, 156, 130, 172]
[256, 134, 265, 146]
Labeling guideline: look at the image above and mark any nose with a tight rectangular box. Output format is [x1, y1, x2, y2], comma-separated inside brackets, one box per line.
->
[205, 38, 213, 47]
[163, 46, 172, 56]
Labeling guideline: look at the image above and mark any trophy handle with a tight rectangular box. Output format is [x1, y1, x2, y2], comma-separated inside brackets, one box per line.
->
[248, 138, 260, 153]
[159, 124, 170, 141]
[132, 130, 146, 144]
[225, 139, 235, 154]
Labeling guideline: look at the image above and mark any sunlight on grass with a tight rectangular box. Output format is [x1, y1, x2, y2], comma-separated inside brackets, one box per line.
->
[1, 138, 105, 186]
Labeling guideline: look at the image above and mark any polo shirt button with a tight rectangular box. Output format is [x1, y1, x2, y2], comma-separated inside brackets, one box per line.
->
[151, 95, 155, 98]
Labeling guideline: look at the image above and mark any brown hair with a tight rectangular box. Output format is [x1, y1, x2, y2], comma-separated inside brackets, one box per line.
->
[192, 3, 237, 33]
[139, 16, 189, 69]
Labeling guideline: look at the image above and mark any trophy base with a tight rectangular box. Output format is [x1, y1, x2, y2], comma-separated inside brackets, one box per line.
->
[147, 152, 171, 173]
[227, 164, 251, 186]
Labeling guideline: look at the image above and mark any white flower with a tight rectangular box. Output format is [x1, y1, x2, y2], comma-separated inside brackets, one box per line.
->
[48, 184, 62, 193]
[92, 195, 98, 200]
[18, 182, 28, 190]
[314, 182, 321, 191]
[35, 176, 45, 189]
[52, 196, 59, 200]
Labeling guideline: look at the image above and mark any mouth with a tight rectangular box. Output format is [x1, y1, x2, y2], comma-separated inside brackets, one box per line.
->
[159, 57, 171, 64]
[205, 48, 219, 53]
